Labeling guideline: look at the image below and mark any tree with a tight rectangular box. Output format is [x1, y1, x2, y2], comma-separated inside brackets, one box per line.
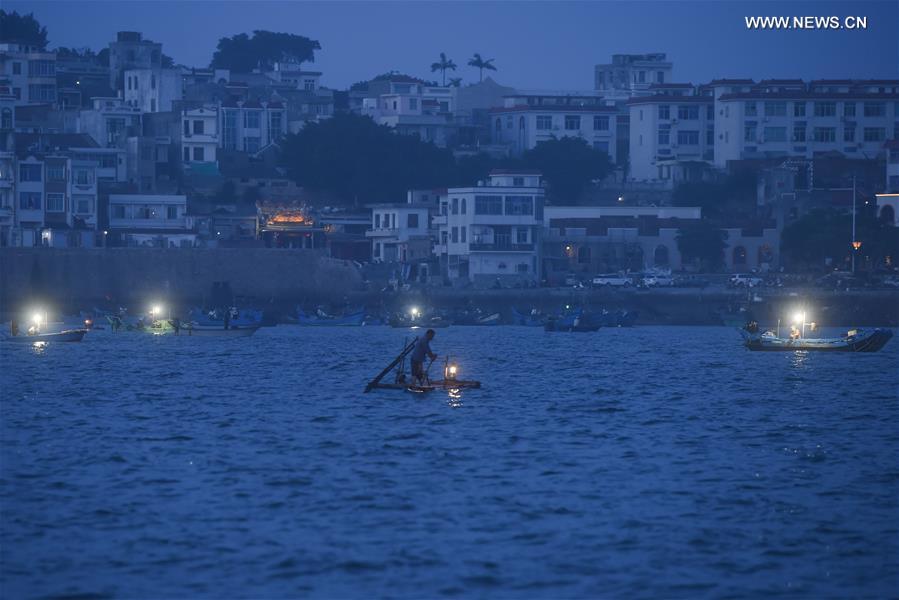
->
[242, 186, 262, 206]
[467, 53, 496, 82]
[218, 180, 237, 204]
[430, 52, 457, 87]
[448, 77, 463, 88]
[0, 10, 48, 48]
[521, 137, 612, 203]
[781, 208, 899, 270]
[210, 30, 321, 72]
[672, 172, 756, 220]
[280, 113, 456, 205]
[676, 221, 729, 271]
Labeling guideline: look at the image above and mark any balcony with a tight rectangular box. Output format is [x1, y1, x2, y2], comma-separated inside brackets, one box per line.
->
[469, 242, 535, 252]
[365, 227, 399, 238]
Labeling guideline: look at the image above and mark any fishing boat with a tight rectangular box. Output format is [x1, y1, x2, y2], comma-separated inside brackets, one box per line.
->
[296, 308, 365, 326]
[543, 309, 600, 332]
[512, 307, 545, 327]
[1, 328, 87, 343]
[190, 307, 262, 328]
[364, 339, 481, 393]
[182, 323, 260, 337]
[740, 328, 893, 352]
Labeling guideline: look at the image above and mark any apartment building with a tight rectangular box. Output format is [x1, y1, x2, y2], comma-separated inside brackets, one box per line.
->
[78, 96, 142, 148]
[713, 79, 899, 167]
[436, 170, 544, 285]
[0, 42, 57, 105]
[181, 105, 219, 166]
[489, 94, 618, 160]
[366, 197, 435, 264]
[220, 98, 287, 153]
[595, 53, 673, 98]
[362, 82, 456, 147]
[627, 84, 716, 182]
[124, 68, 183, 113]
[108, 31, 163, 91]
[108, 193, 196, 247]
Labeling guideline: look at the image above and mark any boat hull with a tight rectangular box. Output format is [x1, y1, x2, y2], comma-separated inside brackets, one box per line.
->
[183, 325, 260, 337]
[1, 328, 87, 343]
[368, 379, 481, 392]
[741, 328, 893, 352]
[297, 310, 365, 326]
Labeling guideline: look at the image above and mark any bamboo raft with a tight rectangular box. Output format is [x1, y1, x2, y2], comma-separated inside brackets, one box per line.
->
[364, 338, 482, 393]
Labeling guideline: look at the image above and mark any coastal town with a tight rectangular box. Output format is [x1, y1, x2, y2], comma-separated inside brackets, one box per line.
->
[0, 11, 897, 307]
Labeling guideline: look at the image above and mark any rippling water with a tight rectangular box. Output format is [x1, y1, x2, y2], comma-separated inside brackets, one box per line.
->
[2, 326, 897, 598]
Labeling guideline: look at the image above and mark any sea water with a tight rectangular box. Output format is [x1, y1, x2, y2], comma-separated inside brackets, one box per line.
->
[1, 326, 897, 598]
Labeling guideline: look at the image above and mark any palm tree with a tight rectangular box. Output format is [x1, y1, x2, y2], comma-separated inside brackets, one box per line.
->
[430, 52, 457, 86]
[448, 77, 463, 88]
[468, 53, 497, 82]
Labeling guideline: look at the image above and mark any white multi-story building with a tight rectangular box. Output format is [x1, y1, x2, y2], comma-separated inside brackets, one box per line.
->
[595, 53, 673, 98]
[436, 170, 544, 285]
[181, 105, 219, 165]
[0, 43, 57, 105]
[627, 84, 716, 182]
[78, 97, 142, 148]
[366, 196, 434, 264]
[14, 155, 44, 246]
[123, 68, 183, 113]
[489, 94, 619, 160]
[713, 79, 899, 167]
[108, 31, 162, 91]
[362, 83, 456, 147]
[220, 99, 287, 153]
[108, 193, 196, 247]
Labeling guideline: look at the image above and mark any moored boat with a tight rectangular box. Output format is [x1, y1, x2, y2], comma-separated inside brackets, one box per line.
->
[740, 328, 893, 352]
[1, 328, 87, 343]
[297, 308, 365, 326]
[183, 323, 260, 337]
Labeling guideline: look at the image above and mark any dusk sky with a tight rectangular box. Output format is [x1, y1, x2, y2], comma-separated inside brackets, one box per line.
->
[6, 0, 898, 89]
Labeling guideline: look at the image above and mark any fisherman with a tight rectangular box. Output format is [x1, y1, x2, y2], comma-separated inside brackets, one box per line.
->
[410, 329, 437, 385]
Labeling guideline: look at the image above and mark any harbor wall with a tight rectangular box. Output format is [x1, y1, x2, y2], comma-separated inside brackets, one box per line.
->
[0, 248, 363, 310]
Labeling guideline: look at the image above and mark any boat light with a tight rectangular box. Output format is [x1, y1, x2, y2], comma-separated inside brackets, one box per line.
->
[410, 307, 420, 318]
[792, 311, 806, 325]
[447, 364, 458, 380]
[32, 312, 42, 325]
[151, 304, 162, 317]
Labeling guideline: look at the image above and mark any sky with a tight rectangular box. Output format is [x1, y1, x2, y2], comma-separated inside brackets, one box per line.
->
[5, 0, 898, 90]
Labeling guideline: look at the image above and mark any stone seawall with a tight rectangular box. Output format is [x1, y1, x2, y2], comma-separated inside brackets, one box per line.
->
[0, 248, 362, 310]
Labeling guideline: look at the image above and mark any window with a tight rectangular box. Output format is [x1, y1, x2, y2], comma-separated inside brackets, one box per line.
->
[12, 62, 21, 75]
[304, 79, 315, 91]
[0, 108, 10, 129]
[744, 122, 757, 142]
[844, 102, 856, 117]
[183, 147, 190, 162]
[516, 227, 528, 244]
[656, 71, 664, 84]
[451, 197, 459, 214]
[564, 115, 581, 130]
[167, 205, 178, 219]
[74, 195, 92, 214]
[150, 99, 156, 112]
[271, 111, 283, 137]
[813, 127, 836, 142]
[844, 125, 855, 142]
[47, 165, 65, 181]
[46, 193, 64, 212]
[374, 214, 381, 228]
[793, 122, 806, 142]
[461, 198, 466, 214]
[706, 128, 714, 145]
[19, 164, 41, 182]
[794, 102, 806, 117]
[513, 177, 524, 186]
[193, 120, 204, 135]
[764, 127, 787, 142]
[28, 60, 55, 77]
[451, 226, 458, 243]
[193, 147, 205, 161]
[677, 105, 699, 120]
[407, 213, 419, 228]
[863, 102, 886, 117]
[637, 71, 645, 83]
[814, 102, 836, 117]
[409, 98, 418, 110]
[764, 102, 787, 117]
[657, 127, 670, 145]
[706, 105, 714, 120]
[19, 192, 41, 210]
[244, 137, 260, 153]
[658, 105, 670, 120]
[474, 195, 503, 215]
[75, 169, 92, 185]
[536, 115, 552, 130]
[460, 226, 466, 243]
[184, 120, 190, 136]
[745, 102, 757, 116]
[863, 128, 886, 142]
[593, 115, 609, 131]
[244, 110, 261, 128]
[504, 196, 533, 215]
[677, 130, 699, 145]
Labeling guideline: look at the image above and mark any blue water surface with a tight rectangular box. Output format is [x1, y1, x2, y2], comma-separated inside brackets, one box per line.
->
[1, 326, 897, 598]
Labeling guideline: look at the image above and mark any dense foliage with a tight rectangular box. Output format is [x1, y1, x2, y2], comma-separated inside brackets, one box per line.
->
[671, 172, 756, 220]
[0, 10, 48, 48]
[521, 137, 612, 204]
[676, 220, 729, 270]
[781, 208, 898, 269]
[210, 31, 321, 72]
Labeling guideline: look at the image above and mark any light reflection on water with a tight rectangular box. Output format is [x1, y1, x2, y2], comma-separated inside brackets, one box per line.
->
[1, 325, 897, 599]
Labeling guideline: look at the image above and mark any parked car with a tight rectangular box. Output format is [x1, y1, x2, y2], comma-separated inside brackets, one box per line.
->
[673, 275, 710, 288]
[592, 273, 632, 287]
[880, 275, 899, 289]
[642, 273, 675, 288]
[729, 274, 764, 288]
